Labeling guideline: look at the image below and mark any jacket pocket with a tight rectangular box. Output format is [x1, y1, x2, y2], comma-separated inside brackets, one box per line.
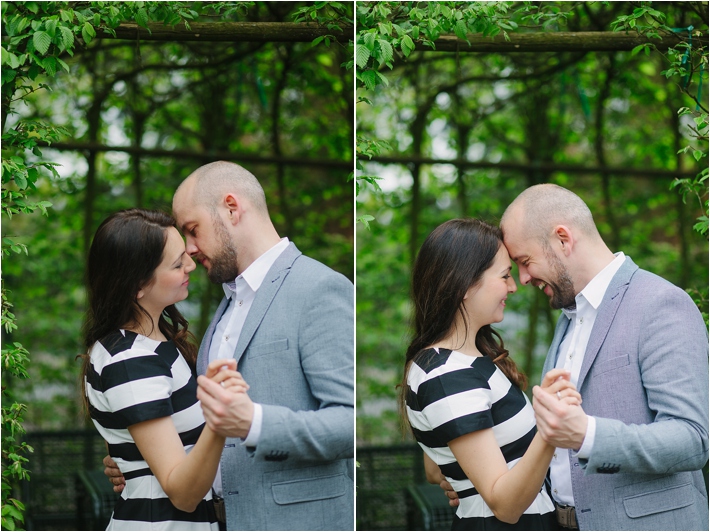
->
[622, 482, 693, 518]
[271, 474, 347, 505]
[248, 338, 289, 358]
[591, 353, 630, 376]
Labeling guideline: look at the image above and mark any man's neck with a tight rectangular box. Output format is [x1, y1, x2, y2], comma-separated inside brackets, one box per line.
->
[573, 246, 617, 294]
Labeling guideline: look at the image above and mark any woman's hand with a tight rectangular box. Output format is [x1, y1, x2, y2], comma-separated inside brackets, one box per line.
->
[205, 359, 249, 394]
[540, 368, 582, 406]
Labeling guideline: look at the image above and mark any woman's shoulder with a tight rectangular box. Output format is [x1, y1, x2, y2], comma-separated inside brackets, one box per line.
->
[90, 329, 178, 365]
[410, 348, 496, 391]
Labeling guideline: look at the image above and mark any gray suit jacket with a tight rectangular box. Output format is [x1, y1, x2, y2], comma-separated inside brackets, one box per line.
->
[197, 243, 354, 530]
[542, 257, 709, 530]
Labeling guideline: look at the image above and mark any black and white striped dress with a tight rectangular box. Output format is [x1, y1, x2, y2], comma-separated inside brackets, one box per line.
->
[85, 329, 218, 530]
[406, 348, 554, 530]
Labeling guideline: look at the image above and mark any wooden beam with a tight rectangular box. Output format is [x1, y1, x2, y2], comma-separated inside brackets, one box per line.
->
[360, 155, 699, 179]
[42, 142, 353, 170]
[415, 31, 695, 53]
[97, 22, 353, 44]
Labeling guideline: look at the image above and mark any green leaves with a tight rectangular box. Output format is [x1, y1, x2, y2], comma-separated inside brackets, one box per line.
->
[81, 21, 96, 44]
[58, 25, 74, 50]
[356, 44, 371, 68]
[400, 34, 415, 57]
[32, 30, 51, 55]
[135, 7, 149, 28]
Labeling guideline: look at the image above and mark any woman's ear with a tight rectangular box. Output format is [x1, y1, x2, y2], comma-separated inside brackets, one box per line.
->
[137, 289, 144, 299]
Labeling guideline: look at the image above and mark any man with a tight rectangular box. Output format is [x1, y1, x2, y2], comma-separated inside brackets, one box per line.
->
[105, 161, 354, 530]
[441, 184, 708, 530]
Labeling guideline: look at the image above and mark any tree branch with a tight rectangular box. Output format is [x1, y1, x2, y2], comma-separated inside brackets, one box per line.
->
[39, 141, 352, 170]
[359, 155, 699, 179]
[415, 31, 697, 53]
[97, 22, 353, 44]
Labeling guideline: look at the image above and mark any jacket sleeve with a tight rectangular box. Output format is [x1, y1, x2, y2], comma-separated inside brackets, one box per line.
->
[252, 271, 354, 462]
[581, 283, 709, 475]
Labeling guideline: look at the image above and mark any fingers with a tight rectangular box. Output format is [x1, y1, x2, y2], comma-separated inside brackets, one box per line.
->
[439, 479, 453, 492]
[540, 368, 571, 388]
[205, 358, 237, 379]
[221, 376, 250, 394]
[532, 385, 558, 412]
[543, 378, 578, 395]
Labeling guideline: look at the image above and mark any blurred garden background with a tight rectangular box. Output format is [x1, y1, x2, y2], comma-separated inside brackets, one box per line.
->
[1, 1, 353, 529]
[355, 2, 707, 529]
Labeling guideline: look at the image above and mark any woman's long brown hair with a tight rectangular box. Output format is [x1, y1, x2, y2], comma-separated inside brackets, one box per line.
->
[399, 219, 527, 435]
[79, 209, 197, 414]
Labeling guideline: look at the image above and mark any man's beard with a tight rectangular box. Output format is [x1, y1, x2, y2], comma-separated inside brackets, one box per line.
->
[542, 243, 577, 310]
[207, 218, 239, 284]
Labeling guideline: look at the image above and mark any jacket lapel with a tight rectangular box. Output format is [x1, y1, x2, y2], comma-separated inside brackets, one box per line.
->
[577, 257, 638, 389]
[231, 242, 302, 366]
[197, 297, 231, 376]
[542, 314, 571, 379]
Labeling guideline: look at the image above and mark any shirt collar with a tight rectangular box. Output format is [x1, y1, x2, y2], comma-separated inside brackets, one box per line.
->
[222, 238, 290, 298]
[562, 252, 626, 318]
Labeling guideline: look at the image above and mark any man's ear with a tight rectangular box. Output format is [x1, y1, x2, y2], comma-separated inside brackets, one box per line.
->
[224, 193, 241, 225]
[553, 225, 574, 256]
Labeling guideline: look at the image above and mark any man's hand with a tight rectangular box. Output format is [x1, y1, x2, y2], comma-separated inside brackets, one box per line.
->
[103, 455, 125, 493]
[540, 368, 582, 406]
[197, 359, 254, 439]
[439, 478, 460, 508]
[205, 358, 249, 394]
[532, 385, 588, 449]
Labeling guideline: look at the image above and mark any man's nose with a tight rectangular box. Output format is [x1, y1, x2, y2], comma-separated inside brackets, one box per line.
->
[185, 239, 199, 256]
[518, 266, 532, 285]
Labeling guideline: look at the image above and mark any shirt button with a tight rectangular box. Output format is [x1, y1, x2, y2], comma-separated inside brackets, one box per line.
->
[238, 300, 243, 306]
[579, 318, 583, 324]
[554, 489, 558, 494]
[225, 335, 230, 341]
[553, 453, 557, 459]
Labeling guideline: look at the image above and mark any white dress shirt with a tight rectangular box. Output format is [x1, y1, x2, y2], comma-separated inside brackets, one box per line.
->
[549, 252, 625, 506]
[209, 237, 290, 496]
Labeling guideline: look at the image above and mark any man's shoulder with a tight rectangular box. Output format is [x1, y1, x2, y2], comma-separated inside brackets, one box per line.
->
[629, 266, 687, 296]
[289, 253, 352, 286]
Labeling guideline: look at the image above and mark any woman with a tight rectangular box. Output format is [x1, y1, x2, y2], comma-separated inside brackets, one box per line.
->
[80, 209, 246, 530]
[400, 219, 581, 530]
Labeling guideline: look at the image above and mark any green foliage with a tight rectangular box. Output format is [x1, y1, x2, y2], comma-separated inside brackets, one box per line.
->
[610, 5, 709, 243]
[356, 1, 709, 444]
[0, 2, 248, 527]
[2, 4, 354, 483]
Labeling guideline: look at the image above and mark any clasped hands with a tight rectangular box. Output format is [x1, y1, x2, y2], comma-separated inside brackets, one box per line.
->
[196, 358, 255, 440]
[103, 358, 249, 494]
[440, 368, 586, 508]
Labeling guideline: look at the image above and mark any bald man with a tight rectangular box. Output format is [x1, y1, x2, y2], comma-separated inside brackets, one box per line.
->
[105, 161, 354, 530]
[439, 184, 707, 530]
[499, 184, 708, 530]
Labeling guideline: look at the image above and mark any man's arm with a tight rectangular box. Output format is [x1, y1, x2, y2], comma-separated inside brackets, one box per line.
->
[198, 270, 354, 462]
[103, 454, 125, 493]
[534, 284, 709, 475]
[253, 272, 354, 461]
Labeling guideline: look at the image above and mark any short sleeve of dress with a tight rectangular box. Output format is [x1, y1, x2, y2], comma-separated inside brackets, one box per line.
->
[99, 348, 174, 427]
[420, 365, 494, 445]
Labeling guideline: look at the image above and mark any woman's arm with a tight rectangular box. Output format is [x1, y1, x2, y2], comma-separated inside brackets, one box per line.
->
[448, 369, 579, 524]
[127, 359, 245, 513]
[129, 417, 224, 512]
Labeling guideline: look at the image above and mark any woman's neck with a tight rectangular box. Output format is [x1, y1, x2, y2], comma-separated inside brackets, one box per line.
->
[434, 322, 482, 358]
[124, 310, 167, 342]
